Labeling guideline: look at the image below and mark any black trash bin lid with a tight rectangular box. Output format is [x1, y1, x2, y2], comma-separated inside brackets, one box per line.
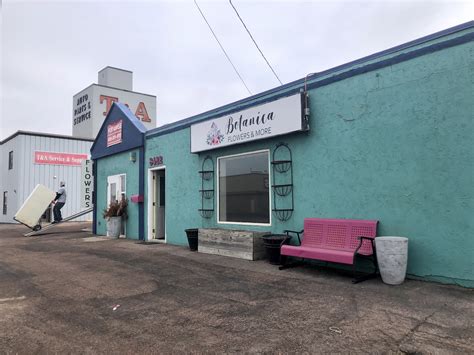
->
[185, 229, 199, 237]
[262, 234, 290, 241]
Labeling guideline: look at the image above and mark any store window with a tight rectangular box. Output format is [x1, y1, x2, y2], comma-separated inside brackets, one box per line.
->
[8, 151, 13, 170]
[3, 191, 7, 215]
[218, 150, 270, 225]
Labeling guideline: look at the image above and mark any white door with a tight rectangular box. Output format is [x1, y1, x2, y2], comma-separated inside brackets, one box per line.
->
[152, 170, 165, 240]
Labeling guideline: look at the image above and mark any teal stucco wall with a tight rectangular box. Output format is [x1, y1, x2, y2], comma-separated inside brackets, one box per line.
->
[145, 129, 202, 246]
[144, 37, 473, 287]
[95, 149, 141, 239]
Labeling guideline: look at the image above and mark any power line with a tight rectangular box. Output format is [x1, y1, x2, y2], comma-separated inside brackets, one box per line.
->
[194, 0, 252, 95]
[229, 0, 283, 86]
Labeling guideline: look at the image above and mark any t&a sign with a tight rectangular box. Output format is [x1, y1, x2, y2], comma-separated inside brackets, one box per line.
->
[190, 93, 305, 153]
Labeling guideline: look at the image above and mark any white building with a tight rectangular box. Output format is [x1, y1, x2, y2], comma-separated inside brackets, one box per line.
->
[0, 131, 93, 224]
[72, 67, 157, 139]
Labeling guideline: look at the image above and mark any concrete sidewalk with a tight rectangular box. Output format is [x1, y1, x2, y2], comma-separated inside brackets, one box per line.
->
[0, 223, 472, 353]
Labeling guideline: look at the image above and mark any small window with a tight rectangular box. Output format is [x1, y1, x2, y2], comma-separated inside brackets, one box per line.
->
[3, 191, 7, 215]
[8, 151, 13, 170]
[120, 174, 126, 201]
[110, 183, 117, 203]
[218, 150, 270, 225]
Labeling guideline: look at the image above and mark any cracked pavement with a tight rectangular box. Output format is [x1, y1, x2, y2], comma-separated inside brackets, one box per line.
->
[0, 223, 472, 353]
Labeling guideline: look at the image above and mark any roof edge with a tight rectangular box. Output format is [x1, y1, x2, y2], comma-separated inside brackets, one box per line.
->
[73, 83, 156, 98]
[1, 130, 94, 145]
[99, 66, 133, 74]
[90, 102, 146, 156]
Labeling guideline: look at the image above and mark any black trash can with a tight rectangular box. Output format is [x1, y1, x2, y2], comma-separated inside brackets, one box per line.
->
[185, 229, 199, 251]
[262, 234, 292, 265]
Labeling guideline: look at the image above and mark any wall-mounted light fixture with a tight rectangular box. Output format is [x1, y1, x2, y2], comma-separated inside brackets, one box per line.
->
[130, 152, 137, 163]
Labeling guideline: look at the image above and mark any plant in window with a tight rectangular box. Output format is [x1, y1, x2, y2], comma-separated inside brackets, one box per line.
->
[103, 197, 128, 238]
[103, 197, 128, 219]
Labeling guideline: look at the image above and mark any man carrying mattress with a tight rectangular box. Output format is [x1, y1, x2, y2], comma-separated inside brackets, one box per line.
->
[52, 181, 67, 224]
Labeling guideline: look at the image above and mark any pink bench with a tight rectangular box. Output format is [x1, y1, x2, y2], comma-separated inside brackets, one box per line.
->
[280, 218, 378, 283]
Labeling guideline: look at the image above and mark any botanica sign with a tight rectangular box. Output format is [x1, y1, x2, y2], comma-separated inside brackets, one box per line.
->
[191, 93, 304, 153]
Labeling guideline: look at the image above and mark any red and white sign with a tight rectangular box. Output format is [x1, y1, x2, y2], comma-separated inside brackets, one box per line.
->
[34, 151, 88, 166]
[100, 95, 151, 122]
[107, 120, 123, 147]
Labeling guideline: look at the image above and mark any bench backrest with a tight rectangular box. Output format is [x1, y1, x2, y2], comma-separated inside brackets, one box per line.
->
[303, 218, 378, 255]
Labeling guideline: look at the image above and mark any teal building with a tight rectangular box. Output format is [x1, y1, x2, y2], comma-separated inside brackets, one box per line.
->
[91, 22, 474, 287]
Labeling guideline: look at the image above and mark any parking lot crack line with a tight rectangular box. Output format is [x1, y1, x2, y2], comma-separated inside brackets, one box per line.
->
[398, 309, 437, 349]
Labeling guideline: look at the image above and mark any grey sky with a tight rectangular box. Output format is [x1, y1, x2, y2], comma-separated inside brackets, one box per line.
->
[1, 0, 473, 139]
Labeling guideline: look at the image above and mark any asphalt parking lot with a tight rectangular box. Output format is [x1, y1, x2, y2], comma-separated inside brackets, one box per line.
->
[0, 222, 472, 353]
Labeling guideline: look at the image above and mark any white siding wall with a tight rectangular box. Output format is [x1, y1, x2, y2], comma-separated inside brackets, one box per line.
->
[0, 134, 93, 224]
[0, 137, 21, 223]
[72, 86, 94, 139]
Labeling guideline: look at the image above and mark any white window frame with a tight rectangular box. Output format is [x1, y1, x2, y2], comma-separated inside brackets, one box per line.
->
[217, 149, 271, 226]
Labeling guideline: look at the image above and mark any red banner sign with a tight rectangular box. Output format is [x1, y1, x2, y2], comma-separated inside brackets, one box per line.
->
[34, 151, 88, 166]
[107, 120, 123, 147]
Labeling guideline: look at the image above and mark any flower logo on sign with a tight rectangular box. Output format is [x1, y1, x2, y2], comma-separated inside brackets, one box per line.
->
[206, 122, 224, 146]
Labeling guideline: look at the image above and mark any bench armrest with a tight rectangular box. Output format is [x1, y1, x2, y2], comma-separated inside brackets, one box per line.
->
[355, 236, 376, 255]
[283, 229, 304, 245]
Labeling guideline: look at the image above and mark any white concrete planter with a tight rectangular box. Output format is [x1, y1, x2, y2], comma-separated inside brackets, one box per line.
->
[106, 217, 122, 238]
[375, 236, 408, 285]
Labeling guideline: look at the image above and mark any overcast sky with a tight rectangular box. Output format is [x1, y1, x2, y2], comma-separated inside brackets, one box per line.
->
[1, 0, 473, 139]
